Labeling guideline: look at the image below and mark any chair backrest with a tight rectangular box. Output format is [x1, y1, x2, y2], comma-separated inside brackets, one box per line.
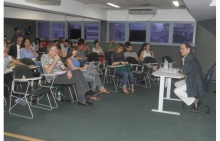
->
[88, 52, 100, 62]
[144, 57, 156, 63]
[13, 65, 33, 79]
[204, 63, 216, 91]
[161, 56, 173, 63]
[20, 58, 35, 65]
[126, 57, 139, 64]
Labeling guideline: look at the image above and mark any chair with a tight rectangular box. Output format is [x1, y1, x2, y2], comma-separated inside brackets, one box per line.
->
[9, 65, 57, 119]
[134, 57, 158, 88]
[183, 63, 216, 114]
[40, 73, 77, 103]
[87, 52, 100, 62]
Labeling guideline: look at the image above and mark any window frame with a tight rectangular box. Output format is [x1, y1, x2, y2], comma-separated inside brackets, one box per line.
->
[128, 21, 147, 44]
[107, 21, 127, 43]
[83, 21, 100, 42]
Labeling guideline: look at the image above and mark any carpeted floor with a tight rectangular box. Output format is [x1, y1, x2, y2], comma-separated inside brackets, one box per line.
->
[4, 82, 216, 141]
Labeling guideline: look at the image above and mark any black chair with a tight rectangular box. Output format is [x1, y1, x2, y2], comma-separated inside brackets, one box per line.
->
[133, 57, 158, 88]
[183, 63, 216, 114]
[9, 65, 57, 119]
[20, 58, 35, 65]
[87, 52, 100, 62]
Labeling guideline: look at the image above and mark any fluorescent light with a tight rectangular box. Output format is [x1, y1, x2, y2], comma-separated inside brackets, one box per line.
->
[172, 1, 179, 7]
[106, 3, 120, 8]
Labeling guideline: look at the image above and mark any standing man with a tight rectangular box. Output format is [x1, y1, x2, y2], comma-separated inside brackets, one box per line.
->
[174, 42, 206, 109]
[41, 43, 98, 106]
[11, 27, 23, 44]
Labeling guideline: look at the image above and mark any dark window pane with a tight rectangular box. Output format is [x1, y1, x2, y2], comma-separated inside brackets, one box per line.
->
[150, 23, 169, 43]
[129, 23, 146, 42]
[38, 22, 50, 39]
[52, 23, 65, 39]
[173, 23, 194, 44]
[84, 23, 99, 40]
[68, 22, 81, 39]
[109, 23, 125, 41]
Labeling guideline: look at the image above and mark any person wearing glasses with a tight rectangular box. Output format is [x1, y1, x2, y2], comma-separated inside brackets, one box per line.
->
[41, 43, 99, 106]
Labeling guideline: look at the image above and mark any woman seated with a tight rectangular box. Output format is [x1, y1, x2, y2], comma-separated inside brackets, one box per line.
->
[139, 43, 157, 71]
[92, 40, 104, 64]
[112, 43, 135, 94]
[20, 38, 41, 72]
[66, 46, 110, 97]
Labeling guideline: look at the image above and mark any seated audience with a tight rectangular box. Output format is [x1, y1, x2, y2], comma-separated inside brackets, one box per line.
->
[139, 43, 157, 71]
[20, 38, 38, 59]
[106, 39, 115, 52]
[124, 43, 139, 61]
[77, 42, 87, 66]
[92, 40, 104, 56]
[174, 42, 205, 109]
[4, 41, 34, 96]
[124, 41, 131, 52]
[8, 36, 23, 59]
[66, 46, 110, 95]
[32, 38, 41, 52]
[60, 39, 70, 55]
[41, 37, 50, 48]
[54, 40, 66, 59]
[112, 43, 135, 94]
[20, 38, 41, 72]
[137, 43, 147, 58]
[41, 43, 98, 106]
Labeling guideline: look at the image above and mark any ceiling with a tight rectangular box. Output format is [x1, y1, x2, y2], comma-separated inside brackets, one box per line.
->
[73, 0, 216, 21]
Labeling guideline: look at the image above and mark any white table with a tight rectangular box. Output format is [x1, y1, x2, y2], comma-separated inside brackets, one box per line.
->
[151, 68, 184, 115]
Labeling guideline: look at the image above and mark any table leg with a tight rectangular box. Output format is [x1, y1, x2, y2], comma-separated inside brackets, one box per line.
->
[151, 76, 180, 115]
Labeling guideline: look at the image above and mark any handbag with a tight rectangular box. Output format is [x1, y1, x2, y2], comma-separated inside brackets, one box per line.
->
[116, 65, 132, 72]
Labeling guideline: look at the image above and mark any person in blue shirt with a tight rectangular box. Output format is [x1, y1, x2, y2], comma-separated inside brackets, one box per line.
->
[66, 46, 110, 96]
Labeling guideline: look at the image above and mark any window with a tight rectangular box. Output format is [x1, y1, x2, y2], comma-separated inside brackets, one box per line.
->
[173, 23, 194, 44]
[51, 22, 65, 39]
[129, 22, 146, 42]
[84, 22, 99, 40]
[68, 22, 81, 39]
[150, 23, 169, 43]
[37, 22, 50, 39]
[109, 22, 125, 42]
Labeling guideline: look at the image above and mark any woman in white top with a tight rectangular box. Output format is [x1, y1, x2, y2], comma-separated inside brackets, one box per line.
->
[139, 43, 154, 60]
[139, 43, 157, 71]
[92, 40, 104, 55]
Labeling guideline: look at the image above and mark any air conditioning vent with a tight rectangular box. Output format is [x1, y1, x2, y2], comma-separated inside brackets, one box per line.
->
[128, 7, 157, 15]
[25, 0, 61, 5]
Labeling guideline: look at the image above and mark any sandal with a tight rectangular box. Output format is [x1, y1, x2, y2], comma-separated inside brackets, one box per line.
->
[100, 88, 110, 94]
[90, 96, 100, 101]
[122, 88, 129, 94]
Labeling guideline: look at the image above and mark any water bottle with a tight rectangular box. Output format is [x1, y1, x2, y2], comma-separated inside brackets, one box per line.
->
[15, 98, 27, 106]
[164, 58, 168, 70]
[57, 90, 61, 101]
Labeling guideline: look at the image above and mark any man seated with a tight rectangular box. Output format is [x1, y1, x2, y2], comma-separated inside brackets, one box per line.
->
[124, 43, 139, 61]
[77, 42, 87, 66]
[60, 39, 70, 55]
[174, 42, 205, 110]
[41, 43, 98, 106]
[8, 36, 23, 59]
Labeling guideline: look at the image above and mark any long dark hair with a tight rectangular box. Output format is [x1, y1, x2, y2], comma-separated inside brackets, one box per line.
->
[66, 46, 77, 59]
